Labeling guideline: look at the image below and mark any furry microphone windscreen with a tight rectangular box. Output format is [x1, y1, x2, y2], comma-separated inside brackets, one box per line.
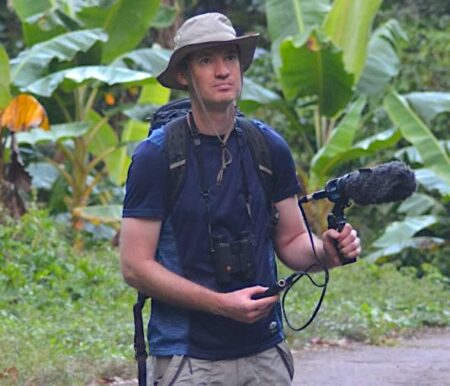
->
[338, 161, 417, 206]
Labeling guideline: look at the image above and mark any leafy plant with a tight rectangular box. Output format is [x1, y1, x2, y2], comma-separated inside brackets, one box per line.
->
[0, 43, 50, 217]
[251, 0, 450, 265]
[1, 208, 449, 384]
[6, 0, 164, 228]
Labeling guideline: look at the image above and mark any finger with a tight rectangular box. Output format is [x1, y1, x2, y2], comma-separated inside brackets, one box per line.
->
[251, 291, 279, 304]
[325, 228, 341, 240]
[340, 229, 358, 246]
[337, 224, 353, 239]
[339, 239, 361, 257]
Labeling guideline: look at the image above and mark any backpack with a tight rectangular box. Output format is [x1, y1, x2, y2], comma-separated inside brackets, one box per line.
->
[133, 98, 276, 386]
[150, 98, 274, 210]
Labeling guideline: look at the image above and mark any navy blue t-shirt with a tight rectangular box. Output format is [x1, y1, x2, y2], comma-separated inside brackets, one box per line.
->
[122, 118, 300, 359]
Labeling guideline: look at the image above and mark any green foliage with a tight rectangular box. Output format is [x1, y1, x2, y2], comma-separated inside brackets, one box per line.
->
[0, 45, 11, 108]
[323, 0, 382, 81]
[258, 0, 450, 265]
[0, 207, 134, 385]
[266, 0, 329, 43]
[0, 2, 23, 57]
[356, 19, 407, 96]
[283, 262, 450, 346]
[279, 31, 354, 117]
[0, 208, 449, 384]
[4, 0, 165, 224]
[384, 90, 450, 185]
[10, 28, 109, 89]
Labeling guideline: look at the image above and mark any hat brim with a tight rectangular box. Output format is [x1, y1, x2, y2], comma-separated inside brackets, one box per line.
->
[156, 34, 259, 90]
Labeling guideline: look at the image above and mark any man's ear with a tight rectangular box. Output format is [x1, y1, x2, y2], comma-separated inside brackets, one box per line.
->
[176, 70, 189, 87]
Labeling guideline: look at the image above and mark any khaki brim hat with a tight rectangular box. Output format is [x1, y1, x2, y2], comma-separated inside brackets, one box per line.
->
[157, 13, 259, 90]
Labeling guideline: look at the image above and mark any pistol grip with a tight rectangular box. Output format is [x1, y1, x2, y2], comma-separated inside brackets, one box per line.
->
[327, 214, 356, 266]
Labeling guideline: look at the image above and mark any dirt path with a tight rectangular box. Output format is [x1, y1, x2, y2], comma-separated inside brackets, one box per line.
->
[108, 329, 450, 386]
[291, 328, 450, 386]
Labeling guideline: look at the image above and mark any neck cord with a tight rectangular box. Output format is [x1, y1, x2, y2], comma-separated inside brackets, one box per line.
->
[187, 112, 234, 185]
[187, 113, 255, 249]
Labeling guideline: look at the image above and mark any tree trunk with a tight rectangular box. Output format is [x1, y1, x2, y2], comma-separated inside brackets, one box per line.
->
[0, 180, 26, 219]
[153, 0, 184, 49]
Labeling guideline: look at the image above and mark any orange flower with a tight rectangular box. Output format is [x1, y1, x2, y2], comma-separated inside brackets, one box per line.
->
[104, 93, 116, 106]
[0, 94, 50, 132]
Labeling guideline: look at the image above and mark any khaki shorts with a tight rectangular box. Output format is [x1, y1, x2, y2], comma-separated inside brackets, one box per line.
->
[147, 341, 294, 386]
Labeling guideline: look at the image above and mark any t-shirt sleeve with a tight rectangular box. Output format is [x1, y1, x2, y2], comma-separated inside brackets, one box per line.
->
[122, 132, 169, 219]
[253, 120, 302, 203]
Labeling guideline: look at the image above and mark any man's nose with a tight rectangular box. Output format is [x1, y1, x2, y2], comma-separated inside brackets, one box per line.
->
[215, 58, 230, 78]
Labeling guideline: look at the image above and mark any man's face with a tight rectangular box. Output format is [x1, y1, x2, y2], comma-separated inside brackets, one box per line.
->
[181, 44, 242, 109]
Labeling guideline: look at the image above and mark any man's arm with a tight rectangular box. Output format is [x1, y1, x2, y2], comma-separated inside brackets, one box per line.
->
[273, 196, 361, 271]
[119, 217, 278, 323]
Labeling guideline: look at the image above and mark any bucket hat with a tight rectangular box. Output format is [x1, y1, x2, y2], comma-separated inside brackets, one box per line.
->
[157, 13, 259, 90]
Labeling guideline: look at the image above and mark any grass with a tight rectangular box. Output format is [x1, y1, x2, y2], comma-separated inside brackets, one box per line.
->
[0, 208, 449, 385]
[281, 262, 450, 347]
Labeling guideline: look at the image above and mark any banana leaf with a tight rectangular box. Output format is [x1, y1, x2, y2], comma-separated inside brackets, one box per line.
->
[308, 128, 402, 186]
[365, 214, 444, 262]
[372, 215, 438, 249]
[16, 122, 90, 144]
[266, 0, 330, 70]
[110, 119, 149, 185]
[413, 168, 450, 201]
[150, 4, 178, 28]
[366, 236, 445, 263]
[384, 90, 450, 186]
[395, 141, 450, 164]
[278, 30, 353, 117]
[10, 29, 108, 89]
[11, 0, 50, 20]
[353, 128, 402, 154]
[398, 193, 446, 216]
[86, 109, 119, 179]
[138, 79, 171, 105]
[323, 0, 382, 81]
[76, 0, 160, 63]
[0, 45, 11, 108]
[357, 20, 407, 96]
[26, 162, 60, 189]
[404, 92, 450, 124]
[266, 0, 330, 42]
[112, 47, 172, 76]
[12, 0, 80, 46]
[240, 77, 281, 114]
[24, 65, 152, 97]
[310, 96, 366, 177]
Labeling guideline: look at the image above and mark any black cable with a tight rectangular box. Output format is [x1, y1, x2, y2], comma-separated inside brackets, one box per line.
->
[279, 201, 330, 331]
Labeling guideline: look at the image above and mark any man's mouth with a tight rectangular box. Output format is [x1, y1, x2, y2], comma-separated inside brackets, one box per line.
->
[215, 82, 233, 89]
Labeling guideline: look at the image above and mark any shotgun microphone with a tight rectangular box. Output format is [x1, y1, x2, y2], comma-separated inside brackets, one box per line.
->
[253, 163, 416, 313]
[300, 161, 416, 265]
[300, 161, 417, 206]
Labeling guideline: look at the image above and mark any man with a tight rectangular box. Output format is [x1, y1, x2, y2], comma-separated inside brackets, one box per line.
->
[120, 12, 360, 385]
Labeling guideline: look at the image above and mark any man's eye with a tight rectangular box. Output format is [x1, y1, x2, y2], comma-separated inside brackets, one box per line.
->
[227, 53, 239, 61]
[199, 57, 212, 64]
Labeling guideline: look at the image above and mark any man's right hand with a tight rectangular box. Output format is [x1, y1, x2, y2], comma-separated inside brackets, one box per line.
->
[216, 286, 279, 323]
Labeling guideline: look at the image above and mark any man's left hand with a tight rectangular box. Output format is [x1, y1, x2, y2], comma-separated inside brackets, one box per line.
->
[322, 223, 361, 267]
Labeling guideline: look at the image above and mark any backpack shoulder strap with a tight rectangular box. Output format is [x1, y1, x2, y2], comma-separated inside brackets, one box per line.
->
[133, 291, 149, 386]
[164, 115, 190, 210]
[153, 107, 275, 209]
[236, 117, 274, 203]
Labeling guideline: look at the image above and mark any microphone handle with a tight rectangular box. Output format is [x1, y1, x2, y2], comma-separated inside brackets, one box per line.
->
[327, 214, 356, 265]
[252, 278, 289, 300]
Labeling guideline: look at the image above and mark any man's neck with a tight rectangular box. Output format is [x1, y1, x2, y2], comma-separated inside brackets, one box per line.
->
[190, 102, 236, 136]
